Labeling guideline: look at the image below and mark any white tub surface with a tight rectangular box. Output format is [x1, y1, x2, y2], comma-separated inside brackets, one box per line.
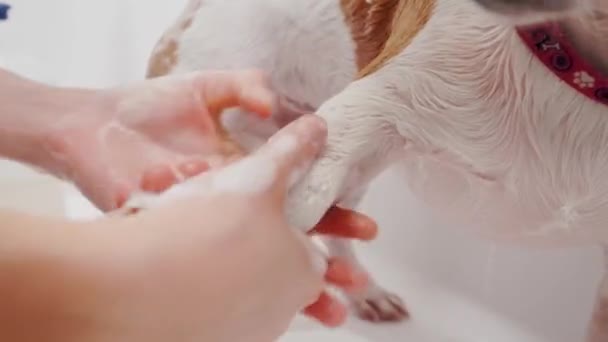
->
[281, 257, 548, 342]
[61, 166, 602, 342]
[281, 167, 601, 342]
[2, 1, 601, 339]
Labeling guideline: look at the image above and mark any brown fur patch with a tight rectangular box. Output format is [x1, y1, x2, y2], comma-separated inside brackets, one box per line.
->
[361, 0, 435, 76]
[146, 0, 203, 78]
[146, 0, 245, 156]
[147, 40, 180, 78]
[340, 0, 401, 70]
[340, 0, 435, 76]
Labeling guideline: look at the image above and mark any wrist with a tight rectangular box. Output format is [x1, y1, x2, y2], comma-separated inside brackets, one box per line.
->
[0, 69, 104, 176]
[0, 213, 127, 342]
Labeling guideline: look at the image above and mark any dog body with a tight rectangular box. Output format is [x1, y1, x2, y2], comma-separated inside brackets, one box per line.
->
[313, 2, 608, 248]
[149, 0, 357, 151]
[140, 0, 608, 338]
[284, 0, 608, 340]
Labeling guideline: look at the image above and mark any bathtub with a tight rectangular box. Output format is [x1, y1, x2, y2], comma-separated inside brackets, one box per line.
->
[2, 1, 601, 339]
[280, 168, 603, 342]
[60, 166, 602, 342]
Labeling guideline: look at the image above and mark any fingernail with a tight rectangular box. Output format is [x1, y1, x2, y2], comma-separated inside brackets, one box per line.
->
[246, 88, 274, 116]
[300, 115, 327, 133]
[178, 160, 209, 177]
[300, 116, 327, 147]
[268, 133, 298, 156]
[179, 161, 198, 174]
[349, 214, 378, 240]
[169, 164, 186, 183]
[113, 182, 131, 209]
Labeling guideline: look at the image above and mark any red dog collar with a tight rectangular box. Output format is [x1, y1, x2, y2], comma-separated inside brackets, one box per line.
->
[517, 22, 608, 106]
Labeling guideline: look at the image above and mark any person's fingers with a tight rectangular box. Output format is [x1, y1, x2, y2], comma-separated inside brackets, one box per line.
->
[68, 148, 131, 212]
[303, 292, 348, 327]
[140, 160, 210, 193]
[311, 207, 378, 241]
[140, 165, 178, 193]
[325, 258, 369, 294]
[254, 115, 327, 198]
[114, 185, 132, 209]
[194, 69, 274, 119]
[177, 159, 210, 178]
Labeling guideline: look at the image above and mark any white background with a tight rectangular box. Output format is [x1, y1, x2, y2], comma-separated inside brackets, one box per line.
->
[0, 1, 602, 341]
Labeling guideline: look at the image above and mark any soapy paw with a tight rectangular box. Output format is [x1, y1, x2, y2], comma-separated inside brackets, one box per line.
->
[351, 288, 408, 322]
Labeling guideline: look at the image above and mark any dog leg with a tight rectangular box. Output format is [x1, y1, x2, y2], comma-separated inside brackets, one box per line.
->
[325, 237, 407, 322]
[323, 189, 408, 322]
[286, 75, 404, 232]
[285, 74, 406, 322]
[587, 247, 608, 342]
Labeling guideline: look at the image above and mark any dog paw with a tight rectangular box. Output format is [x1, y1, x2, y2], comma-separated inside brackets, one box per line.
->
[351, 290, 408, 322]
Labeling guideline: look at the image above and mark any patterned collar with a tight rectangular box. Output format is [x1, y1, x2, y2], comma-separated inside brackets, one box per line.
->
[516, 22, 608, 106]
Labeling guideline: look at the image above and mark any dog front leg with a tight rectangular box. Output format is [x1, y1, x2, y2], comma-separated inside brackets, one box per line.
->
[285, 75, 404, 233]
[286, 74, 407, 322]
[324, 188, 408, 322]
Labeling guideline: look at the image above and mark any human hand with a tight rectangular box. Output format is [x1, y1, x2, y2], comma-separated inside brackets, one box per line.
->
[135, 142, 378, 328]
[45, 70, 272, 211]
[97, 115, 372, 341]
[30, 67, 377, 327]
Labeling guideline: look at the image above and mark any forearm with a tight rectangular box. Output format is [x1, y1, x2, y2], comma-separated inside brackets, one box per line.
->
[0, 210, 118, 342]
[0, 68, 97, 174]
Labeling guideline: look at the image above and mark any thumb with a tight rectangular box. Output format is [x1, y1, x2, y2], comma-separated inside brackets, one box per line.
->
[58, 134, 133, 212]
[71, 157, 132, 212]
[191, 69, 275, 118]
